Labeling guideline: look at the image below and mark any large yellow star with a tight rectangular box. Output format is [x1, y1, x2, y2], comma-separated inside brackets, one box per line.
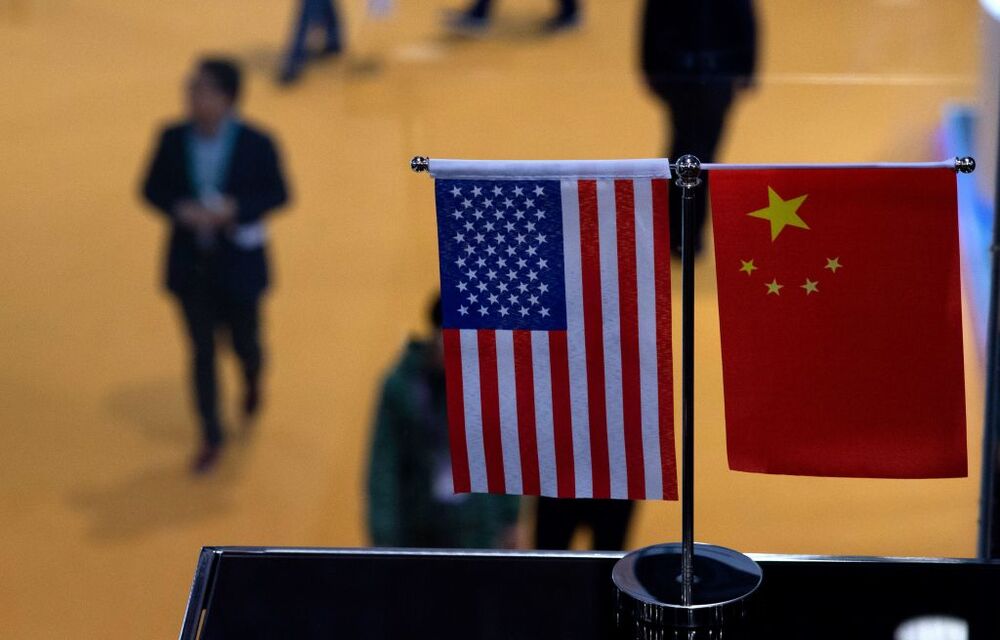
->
[748, 187, 810, 241]
[765, 279, 783, 295]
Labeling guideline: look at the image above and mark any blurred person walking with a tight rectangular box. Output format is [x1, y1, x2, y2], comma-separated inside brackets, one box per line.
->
[641, 0, 757, 256]
[367, 297, 521, 548]
[535, 499, 634, 551]
[142, 58, 289, 474]
[280, 0, 344, 84]
[446, 0, 580, 33]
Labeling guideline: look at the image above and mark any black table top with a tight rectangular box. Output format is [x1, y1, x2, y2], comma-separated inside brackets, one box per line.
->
[180, 547, 1000, 640]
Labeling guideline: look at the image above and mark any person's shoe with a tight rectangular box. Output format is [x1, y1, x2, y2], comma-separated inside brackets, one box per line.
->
[191, 445, 222, 475]
[542, 12, 580, 33]
[243, 381, 261, 420]
[443, 10, 489, 35]
[278, 63, 304, 86]
[316, 41, 343, 58]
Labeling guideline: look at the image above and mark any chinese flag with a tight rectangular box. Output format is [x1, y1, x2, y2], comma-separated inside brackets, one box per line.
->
[710, 168, 967, 478]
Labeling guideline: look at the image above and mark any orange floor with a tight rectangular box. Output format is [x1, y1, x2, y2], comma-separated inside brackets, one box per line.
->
[0, 0, 986, 637]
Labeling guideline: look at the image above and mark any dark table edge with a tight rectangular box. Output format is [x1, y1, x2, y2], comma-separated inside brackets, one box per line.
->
[177, 546, 999, 640]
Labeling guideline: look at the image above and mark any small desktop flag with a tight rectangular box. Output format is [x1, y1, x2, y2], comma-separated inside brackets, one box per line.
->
[710, 166, 968, 478]
[431, 159, 678, 500]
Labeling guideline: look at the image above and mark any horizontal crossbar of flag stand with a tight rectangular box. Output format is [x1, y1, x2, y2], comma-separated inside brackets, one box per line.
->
[700, 159, 974, 172]
[411, 156, 976, 177]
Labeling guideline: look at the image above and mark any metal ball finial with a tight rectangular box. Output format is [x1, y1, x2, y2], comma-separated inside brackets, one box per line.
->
[956, 156, 976, 174]
[674, 154, 702, 188]
[411, 156, 430, 173]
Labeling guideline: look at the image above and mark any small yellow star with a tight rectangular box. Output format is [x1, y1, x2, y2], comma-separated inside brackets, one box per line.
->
[825, 257, 843, 273]
[747, 187, 810, 241]
[801, 278, 819, 295]
[765, 279, 783, 295]
[739, 259, 757, 276]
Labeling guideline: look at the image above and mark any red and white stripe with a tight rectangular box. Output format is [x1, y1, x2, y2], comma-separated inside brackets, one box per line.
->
[443, 177, 677, 500]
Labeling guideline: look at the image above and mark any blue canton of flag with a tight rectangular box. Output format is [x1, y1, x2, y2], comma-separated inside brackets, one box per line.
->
[436, 179, 567, 330]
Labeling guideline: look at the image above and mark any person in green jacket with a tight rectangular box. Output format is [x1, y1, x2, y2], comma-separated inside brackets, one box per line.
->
[366, 296, 521, 548]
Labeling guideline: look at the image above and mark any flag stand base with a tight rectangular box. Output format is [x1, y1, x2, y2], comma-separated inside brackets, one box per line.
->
[613, 543, 762, 638]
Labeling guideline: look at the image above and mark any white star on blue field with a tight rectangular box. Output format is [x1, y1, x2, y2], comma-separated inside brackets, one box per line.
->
[435, 179, 566, 330]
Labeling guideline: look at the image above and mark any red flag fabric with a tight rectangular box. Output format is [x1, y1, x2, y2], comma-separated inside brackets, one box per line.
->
[710, 167, 967, 478]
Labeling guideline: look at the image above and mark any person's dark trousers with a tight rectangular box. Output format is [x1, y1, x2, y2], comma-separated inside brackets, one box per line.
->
[177, 266, 263, 448]
[535, 497, 635, 550]
[284, 0, 342, 71]
[465, 0, 578, 19]
[650, 79, 734, 254]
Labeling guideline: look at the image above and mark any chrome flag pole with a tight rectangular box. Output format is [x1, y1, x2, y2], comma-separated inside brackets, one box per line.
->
[675, 155, 701, 606]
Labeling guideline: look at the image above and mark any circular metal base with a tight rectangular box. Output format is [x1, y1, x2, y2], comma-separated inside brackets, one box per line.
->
[613, 543, 762, 634]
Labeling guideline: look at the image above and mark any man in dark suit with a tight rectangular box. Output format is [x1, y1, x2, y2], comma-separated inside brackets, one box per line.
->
[641, 0, 757, 256]
[142, 58, 289, 473]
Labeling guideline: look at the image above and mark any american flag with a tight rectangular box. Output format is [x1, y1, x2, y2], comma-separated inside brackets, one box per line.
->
[433, 160, 677, 500]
